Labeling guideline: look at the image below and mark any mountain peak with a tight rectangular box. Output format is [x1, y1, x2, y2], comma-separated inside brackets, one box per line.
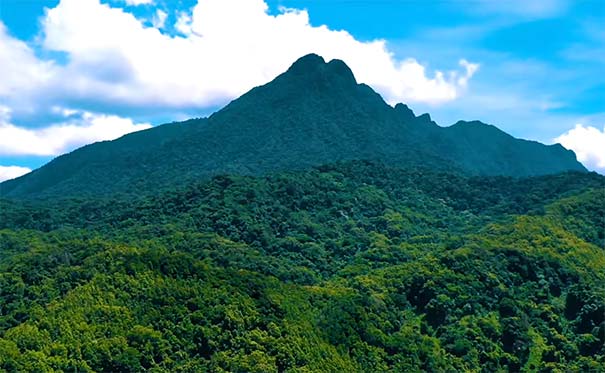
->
[417, 113, 433, 124]
[286, 53, 326, 75]
[285, 53, 357, 87]
[394, 103, 416, 122]
[0, 53, 588, 198]
[451, 120, 501, 133]
[326, 58, 356, 84]
[453, 120, 488, 127]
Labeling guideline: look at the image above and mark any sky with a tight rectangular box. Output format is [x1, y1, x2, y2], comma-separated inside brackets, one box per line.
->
[0, 0, 603, 182]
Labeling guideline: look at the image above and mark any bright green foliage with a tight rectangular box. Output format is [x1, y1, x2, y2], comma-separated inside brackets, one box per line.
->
[0, 161, 603, 371]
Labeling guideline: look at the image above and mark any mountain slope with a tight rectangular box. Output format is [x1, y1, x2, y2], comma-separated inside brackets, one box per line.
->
[0, 54, 585, 198]
[0, 161, 603, 371]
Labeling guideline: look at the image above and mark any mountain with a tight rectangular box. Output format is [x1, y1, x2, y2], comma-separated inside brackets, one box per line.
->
[0, 54, 602, 373]
[0, 53, 585, 198]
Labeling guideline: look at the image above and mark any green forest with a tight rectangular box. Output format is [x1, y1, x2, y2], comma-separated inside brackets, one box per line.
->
[1, 54, 585, 200]
[0, 161, 604, 372]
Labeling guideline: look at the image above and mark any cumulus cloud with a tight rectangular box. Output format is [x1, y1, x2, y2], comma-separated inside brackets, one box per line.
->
[0, 0, 479, 164]
[31, 0, 477, 110]
[122, 0, 154, 5]
[152, 9, 167, 29]
[0, 107, 151, 156]
[554, 124, 605, 173]
[0, 23, 55, 104]
[0, 166, 31, 182]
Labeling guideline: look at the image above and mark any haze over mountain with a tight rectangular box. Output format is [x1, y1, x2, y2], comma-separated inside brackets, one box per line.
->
[0, 54, 585, 199]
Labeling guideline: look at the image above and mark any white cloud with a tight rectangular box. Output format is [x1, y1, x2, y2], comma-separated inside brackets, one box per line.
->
[0, 23, 55, 103]
[34, 0, 478, 109]
[0, 166, 31, 182]
[175, 11, 193, 35]
[554, 124, 605, 173]
[0, 0, 479, 166]
[152, 9, 167, 29]
[122, 0, 154, 5]
[0, 107, 151, 156]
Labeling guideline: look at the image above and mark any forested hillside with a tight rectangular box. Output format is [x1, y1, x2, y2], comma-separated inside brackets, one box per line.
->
[0, 54, 585, 199]
[1, 161, 603, 371]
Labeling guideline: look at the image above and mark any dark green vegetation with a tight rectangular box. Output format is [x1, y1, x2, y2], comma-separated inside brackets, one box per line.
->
[0, 53, 601, 371]
[0, 161, 603, 371]
[1, 54, 585, 199]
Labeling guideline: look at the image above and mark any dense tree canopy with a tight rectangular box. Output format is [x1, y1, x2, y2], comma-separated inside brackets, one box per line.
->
[0, 161, 603, 371]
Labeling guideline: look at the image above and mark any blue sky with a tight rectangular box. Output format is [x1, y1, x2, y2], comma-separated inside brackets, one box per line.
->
[0, 0, 603, 181]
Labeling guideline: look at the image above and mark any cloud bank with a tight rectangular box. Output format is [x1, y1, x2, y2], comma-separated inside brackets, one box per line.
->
[0, 107, 151, 156]
[3, 0, 478, 116]
[0, 166, 31, 182]
[122, 0, 154, 6]
[554, 124, 605, 173]
[0, 0, 481, 173]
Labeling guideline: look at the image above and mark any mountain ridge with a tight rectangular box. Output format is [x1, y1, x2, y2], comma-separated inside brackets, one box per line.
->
[0, 53, 586, 198]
